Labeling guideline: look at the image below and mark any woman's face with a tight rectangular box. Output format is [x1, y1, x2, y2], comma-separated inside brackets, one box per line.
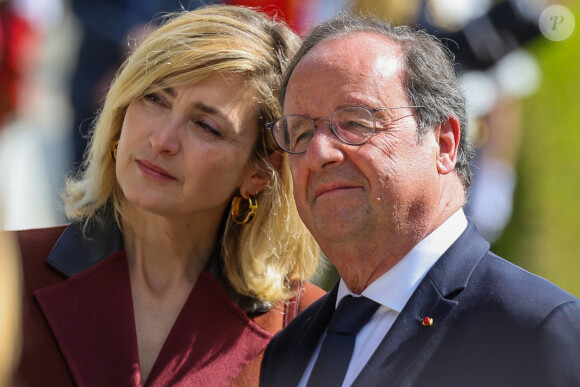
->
[116, 74, 266, 221]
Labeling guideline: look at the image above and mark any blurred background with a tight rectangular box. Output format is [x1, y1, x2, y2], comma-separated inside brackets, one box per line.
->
[0, 0, 578, 297]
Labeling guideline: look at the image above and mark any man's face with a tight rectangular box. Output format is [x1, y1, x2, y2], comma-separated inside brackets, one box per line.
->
[285, 33, 442, 256]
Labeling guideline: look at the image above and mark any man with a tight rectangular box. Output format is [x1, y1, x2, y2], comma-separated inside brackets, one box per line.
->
[260, 13, 580, 387]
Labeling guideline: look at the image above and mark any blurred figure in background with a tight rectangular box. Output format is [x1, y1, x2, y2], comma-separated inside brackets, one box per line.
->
[0, 0, 63, 127]
[0, 222, 21, 387]
[0, 0, 65, 230]
[415, 0, 545, 242]
[225, 0, 349, 34]
[0, 0, 30, 128]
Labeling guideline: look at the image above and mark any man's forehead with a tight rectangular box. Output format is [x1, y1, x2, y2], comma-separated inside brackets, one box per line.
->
[286, 32, 405, 100]
[295, 32, 403, 77]
[311, 32, 400, 58]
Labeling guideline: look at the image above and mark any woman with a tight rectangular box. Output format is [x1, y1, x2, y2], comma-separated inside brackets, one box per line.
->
[15, 5, 322, 386]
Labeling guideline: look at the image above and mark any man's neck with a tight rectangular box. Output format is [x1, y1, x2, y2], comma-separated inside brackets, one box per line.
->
[338, 209, 468, 307]
[324, 201, 465, 294]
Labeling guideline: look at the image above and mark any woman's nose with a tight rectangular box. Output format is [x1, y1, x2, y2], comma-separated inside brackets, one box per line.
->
[149, 117, 181, 155]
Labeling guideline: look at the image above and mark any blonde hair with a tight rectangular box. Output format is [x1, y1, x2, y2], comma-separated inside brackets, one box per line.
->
[63, 5, 319, 304]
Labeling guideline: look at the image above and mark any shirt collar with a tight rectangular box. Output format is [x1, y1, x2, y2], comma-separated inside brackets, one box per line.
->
[337, 209, 468, 311]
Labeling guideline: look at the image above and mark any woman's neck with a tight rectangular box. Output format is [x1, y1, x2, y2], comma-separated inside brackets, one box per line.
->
[121, 205, 223, 294]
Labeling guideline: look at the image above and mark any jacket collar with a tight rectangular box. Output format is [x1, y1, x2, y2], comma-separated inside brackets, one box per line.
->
[425, 219, 490, 298]
[262, 218, 490, 387]
[353, 219, 491, 386]
[46, 213, 270, 313]
[35, 254, 273, 386]
[46, 214, 123, 277]
[280, 286, 339, 387]
[36, 212, 274, 386]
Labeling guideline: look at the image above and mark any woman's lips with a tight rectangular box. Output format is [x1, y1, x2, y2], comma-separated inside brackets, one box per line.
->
[136, 159, 176, 181]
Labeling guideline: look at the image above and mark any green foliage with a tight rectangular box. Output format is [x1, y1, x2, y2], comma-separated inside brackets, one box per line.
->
[493, 6, 580, 297]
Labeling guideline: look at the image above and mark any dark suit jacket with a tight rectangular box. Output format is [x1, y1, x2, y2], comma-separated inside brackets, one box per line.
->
[15, 218, 324, 387]
[261, 220, 580, 386]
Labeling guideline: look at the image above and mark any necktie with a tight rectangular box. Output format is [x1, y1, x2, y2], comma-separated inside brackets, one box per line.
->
[307, 295, 380, 387]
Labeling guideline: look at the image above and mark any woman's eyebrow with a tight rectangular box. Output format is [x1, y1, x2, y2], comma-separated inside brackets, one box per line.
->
[190, 101, 241, 133]
[161, 86, 176, 97]
[191, 101, 220, 116]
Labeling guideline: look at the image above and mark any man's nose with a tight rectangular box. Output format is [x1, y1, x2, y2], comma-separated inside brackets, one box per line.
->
[305, 120, 345, 171]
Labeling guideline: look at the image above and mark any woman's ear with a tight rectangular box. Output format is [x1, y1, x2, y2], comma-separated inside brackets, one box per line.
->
[435, 116, 460, 175]
[239, 170, 268, 198]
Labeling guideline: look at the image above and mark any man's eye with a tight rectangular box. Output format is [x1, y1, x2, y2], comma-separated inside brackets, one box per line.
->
[292, 131, 313, 148]
[343, 119, 372, 130]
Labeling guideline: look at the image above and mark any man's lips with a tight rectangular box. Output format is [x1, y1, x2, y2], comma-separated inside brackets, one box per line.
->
[136, 159, 176, 180]
[314, 183, 360, 199]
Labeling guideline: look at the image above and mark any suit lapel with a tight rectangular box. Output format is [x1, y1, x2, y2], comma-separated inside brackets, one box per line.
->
[353, 220, 490, 386]
[35, 251, 141, 386]
[353, 277, 457, 386]
[282, 287, 338, 387]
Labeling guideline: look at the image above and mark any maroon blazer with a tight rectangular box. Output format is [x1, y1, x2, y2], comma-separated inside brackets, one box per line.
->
[15, 220, 324, 387]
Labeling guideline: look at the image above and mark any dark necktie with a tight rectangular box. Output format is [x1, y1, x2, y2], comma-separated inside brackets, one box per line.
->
[306, 295, 380, 387]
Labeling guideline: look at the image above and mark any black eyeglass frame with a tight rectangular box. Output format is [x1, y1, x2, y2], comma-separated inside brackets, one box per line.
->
[266, 105, 425, 154]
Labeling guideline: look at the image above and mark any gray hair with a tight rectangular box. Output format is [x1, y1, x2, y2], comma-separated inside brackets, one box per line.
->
[281, 13, 473, 190]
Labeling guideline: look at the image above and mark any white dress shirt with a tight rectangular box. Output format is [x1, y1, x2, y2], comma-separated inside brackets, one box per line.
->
[298, 209, 468, 387]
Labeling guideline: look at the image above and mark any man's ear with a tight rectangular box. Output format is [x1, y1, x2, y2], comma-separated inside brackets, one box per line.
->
[435, 116, 460, 175]
[269, 150, 284, 173]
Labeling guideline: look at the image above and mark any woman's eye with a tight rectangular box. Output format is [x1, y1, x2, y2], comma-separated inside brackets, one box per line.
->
[195, 121, 222, 137]
[144, 93, 163, 105]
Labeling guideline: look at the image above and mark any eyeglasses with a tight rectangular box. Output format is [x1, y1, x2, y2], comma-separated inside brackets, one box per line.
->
[266, 105, 424, 154]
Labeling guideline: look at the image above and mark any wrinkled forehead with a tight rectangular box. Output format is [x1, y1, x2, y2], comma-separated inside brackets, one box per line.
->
[288, 33, 406, 97]
[299, 32, 403, 75]
[285, 33, 408, 111]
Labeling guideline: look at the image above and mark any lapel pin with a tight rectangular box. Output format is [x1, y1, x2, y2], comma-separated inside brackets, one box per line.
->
[422, 317, 434, 326]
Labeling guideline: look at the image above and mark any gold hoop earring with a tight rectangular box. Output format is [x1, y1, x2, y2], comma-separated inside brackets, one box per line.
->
[231, 194, 258, 225]
[110, 141, 118, 162]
